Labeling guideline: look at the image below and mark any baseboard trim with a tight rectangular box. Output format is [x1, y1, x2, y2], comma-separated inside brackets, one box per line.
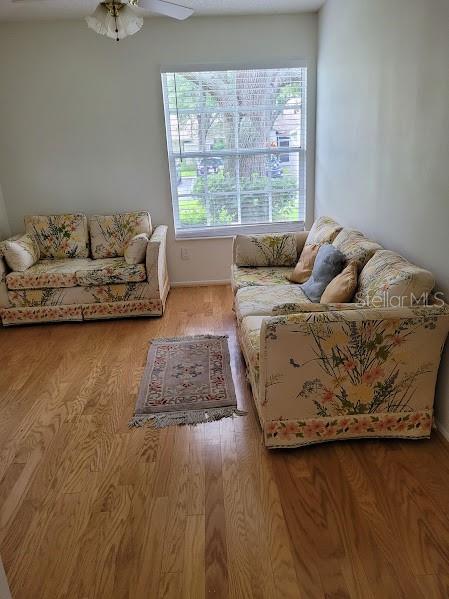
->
[171, 279, 230, 288]
[436, 419, 449, 442]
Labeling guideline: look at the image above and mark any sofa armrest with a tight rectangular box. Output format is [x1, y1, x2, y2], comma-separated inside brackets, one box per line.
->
[146, 225, 169, 301]
[0, 253, 10, 309]
[295, 230, 309, 256]
[258, 304, 449, 424]
[0, 240, 14, 309]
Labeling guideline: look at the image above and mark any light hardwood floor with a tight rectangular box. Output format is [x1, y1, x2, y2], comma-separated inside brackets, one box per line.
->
[1, 285, 449, 598]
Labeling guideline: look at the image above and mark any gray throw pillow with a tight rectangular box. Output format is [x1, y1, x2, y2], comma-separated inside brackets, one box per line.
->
[300, 244, 346, 302]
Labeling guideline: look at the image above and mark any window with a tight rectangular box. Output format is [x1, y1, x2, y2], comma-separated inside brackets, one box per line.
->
[161, 66, 307, 238]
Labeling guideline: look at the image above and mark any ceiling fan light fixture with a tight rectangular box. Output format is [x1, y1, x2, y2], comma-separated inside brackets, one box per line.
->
[86, 2, 143, 41]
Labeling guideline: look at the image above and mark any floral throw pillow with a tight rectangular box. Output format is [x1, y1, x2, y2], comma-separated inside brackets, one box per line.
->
[89, 212, 152, 260]
[2, 233, 40, 272]
[25, 213, 89, 259]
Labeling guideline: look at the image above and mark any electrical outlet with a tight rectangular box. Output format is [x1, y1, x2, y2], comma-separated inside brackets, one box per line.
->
[181, 247, 190, 261]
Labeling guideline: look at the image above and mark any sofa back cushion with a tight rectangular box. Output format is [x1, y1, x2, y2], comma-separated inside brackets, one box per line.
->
[332, 228, 382, 271]
[356, 250, 435, 307]
[25, 213, 89, 259]
[234, 233, 298, 267]
[89, 212, 152, 259]
[305, 216, 342, 246]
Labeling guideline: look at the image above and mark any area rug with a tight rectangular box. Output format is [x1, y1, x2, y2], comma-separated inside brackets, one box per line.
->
[129, 335, 246, 428]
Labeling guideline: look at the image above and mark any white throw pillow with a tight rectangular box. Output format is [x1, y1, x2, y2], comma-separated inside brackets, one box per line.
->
[124, 233, 149, 265]
[3, 233, 40, 272]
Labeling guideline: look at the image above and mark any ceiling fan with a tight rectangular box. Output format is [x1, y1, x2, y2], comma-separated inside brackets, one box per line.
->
[86, 0, 194, 40]
[13, 0, 194, 41]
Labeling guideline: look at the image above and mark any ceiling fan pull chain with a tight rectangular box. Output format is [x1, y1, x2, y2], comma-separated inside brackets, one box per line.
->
[113, 1, 119, 41]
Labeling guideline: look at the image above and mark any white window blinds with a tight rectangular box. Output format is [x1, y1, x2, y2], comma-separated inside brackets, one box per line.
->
[161, 66, 307, 238]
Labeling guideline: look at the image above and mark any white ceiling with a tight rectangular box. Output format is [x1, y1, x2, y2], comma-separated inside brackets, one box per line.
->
[1, 0, 325, 22]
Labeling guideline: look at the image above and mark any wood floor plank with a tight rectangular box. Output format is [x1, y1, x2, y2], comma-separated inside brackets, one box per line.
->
[1, 286, 449, 598]
[0, 325, 106, 484]
[182, 515, 205, 599]
[110, 461, 157, 599]
[139, 425, 160, 463]
[258, 447, 302, 599]
[332, 442, 417, 598]
[205, 439, 229, 598]
[415, 573, 449, 598]
[6, 469, 100, 598]
[361, 441, 449, 577]
[65, 484, 133, 599]
[159, 572, 182, 599]
[151, 426, 176, 497]
[234, 434, 278, 599]
[398, 437, 449, 516]
[345, 444, 429, 595]
[186, 433, 205, 516]
[161, 425, 190, 574]
[34, 486, 101, 599]
[131, 495, 169, 599]
[0, 437, 46, 542]
[221, 433, 254, 599]
[279, 448, 350, 599]
[0, 343, 61, 441]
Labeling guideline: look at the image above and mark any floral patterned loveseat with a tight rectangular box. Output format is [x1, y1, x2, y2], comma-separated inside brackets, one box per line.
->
[233, 216, 449, 448]
[0, 212, 169, 326]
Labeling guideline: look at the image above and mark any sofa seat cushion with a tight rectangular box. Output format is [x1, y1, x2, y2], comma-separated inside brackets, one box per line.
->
[6, 258, 90, 289]
[235, 284, 311, 322]
[6, 258, 146, 290]
[74, 258, 146, 286]
[231, 265, 294, 293]
[89, 212, 152, 259]
[357, 250, 435, 307]
[239, 315, 265, 386]
[25, 213, 89, 259]
[7, 282, 154, 307]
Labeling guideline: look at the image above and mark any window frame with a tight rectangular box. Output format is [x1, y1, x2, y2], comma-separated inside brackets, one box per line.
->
[161, 62, 308, 240]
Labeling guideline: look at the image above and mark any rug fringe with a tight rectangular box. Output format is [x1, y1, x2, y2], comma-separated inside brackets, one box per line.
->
[150, 334, 229, 345]
[128, 407, 247, 429]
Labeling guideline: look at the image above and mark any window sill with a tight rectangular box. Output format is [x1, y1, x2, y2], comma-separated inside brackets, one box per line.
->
[174, 222, 305, 240]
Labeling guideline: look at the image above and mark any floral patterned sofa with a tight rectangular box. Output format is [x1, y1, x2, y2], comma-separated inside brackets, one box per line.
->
[233, 216, 449, 449]
[0, 212, 169, 325]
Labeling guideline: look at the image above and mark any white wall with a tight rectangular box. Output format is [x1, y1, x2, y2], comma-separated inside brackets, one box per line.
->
[0, 185, 10, 240]
[316, 0, 449, 433]
[0, 14, 317, 284]
[0, 557, 12, 599]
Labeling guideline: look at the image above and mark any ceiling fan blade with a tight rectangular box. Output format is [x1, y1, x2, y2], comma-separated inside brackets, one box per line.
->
[137, 0, 193, 20]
